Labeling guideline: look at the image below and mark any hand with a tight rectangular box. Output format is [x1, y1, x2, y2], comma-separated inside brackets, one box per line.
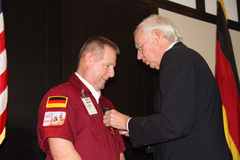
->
[103, 109, 130, 131]
[118, 130, 130, 137]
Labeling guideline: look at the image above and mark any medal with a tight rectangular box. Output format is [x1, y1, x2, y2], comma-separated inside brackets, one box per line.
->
[110, 127, 116, 138]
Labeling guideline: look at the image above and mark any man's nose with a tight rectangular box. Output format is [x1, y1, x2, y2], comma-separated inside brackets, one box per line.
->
[137, 51, 143, 60]
[108, 67, 115, 78]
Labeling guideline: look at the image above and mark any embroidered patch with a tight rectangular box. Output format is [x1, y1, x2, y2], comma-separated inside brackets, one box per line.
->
[43, 111, 66, 127]
[46, 96, 68, 108]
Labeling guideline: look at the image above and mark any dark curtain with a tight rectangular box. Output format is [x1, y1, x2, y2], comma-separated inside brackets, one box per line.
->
[0, 0, 157, 159]
[61, 0, 158, 159]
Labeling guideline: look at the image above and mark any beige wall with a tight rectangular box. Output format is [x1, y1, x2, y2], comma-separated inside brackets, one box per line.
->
[158, 8, 240, 76]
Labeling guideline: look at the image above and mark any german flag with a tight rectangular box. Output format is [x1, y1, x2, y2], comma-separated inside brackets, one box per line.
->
[46, 96, 68, 108]
[215, 0, 240, 159]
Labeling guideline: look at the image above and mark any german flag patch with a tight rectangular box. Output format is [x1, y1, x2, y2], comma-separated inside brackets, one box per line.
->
[46, 96, 68, 108]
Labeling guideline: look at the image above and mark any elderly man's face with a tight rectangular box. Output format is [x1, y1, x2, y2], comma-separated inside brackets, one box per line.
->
[134, 29, 161, 70]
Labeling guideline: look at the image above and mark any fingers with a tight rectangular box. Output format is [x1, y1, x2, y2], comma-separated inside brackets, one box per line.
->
[118, 130, 129, 137]
[103, 110, 113, 127]
[103, 109, 130, 130]
[103, 109, 118, 127]
[103, 118, 111, 127]
[118, 130, 127, 134]
[105, 109, 114, 114]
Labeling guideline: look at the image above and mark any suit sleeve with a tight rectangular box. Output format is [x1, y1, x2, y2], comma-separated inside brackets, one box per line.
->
[129, 50, 196, 148]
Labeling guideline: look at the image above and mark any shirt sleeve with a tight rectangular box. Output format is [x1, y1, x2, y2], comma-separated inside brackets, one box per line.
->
[37, 89, 78, 152]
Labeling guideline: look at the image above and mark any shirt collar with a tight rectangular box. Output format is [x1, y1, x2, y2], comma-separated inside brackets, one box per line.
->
[75, 72, 101, 104]
[166, 41, 178, 51]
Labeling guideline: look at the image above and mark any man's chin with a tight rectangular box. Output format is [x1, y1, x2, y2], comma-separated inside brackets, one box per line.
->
[99, 84, 105, 90]
[148, 63, 159, 70]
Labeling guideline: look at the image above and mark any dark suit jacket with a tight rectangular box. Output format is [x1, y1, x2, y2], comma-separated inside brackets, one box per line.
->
[129, 42, 232, 160]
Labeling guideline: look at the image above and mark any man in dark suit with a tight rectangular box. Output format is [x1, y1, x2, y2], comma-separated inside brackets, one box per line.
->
[103, 14, 232, 160]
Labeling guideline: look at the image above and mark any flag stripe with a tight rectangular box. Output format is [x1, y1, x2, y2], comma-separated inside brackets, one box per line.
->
[216, 41, 240, 152]
[48, 100, 66, 104]
[0, 105, 7, 133]
[0, 127, 6, 145]
[0, 0, 7, 145]
[0, 30, 5, 53]
[0, 69, 7, 95]
[0, 86, 7, 113]
[0, 50, 7, 75]
[222, 106, 240, 160]
[216, 0, 240, 98]
[0, 9, 4, 32]
[215, 0, 240, 159]
[49, 97, 67, 101]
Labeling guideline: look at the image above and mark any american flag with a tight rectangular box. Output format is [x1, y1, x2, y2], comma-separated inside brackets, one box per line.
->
[0, 0, 8, 145]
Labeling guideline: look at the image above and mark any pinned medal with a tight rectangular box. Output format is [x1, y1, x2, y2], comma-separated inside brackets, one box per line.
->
[100, 106, 111, 115]
[81, 89, 86, 98]
[110, 127, 116, 138]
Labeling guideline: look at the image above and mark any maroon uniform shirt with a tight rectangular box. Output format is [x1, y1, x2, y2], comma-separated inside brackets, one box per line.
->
[37, 73, 125, 160]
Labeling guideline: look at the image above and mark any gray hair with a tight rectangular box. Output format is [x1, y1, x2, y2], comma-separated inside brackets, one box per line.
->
[134, 14, 182, 42]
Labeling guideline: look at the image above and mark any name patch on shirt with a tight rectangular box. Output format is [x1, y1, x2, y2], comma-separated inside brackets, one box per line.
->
[43, 111, 66, 127]
[81, 97, 98, 115]
[46, 96, 68, 108]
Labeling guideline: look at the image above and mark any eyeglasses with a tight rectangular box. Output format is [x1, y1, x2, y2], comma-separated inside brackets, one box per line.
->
[135, 33, 150, 53]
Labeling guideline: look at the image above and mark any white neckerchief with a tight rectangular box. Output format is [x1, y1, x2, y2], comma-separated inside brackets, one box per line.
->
[75, 72, 101, 104]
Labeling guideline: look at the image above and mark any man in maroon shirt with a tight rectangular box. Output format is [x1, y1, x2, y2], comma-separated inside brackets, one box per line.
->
[37, 37, 126, 160]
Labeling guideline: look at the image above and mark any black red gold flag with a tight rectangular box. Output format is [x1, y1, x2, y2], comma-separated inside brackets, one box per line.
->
[215, 0, 240, 159]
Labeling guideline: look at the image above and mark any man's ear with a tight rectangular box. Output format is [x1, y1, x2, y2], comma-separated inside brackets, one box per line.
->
[152, 29, 163, 43]
[84, 52, 94, 66]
